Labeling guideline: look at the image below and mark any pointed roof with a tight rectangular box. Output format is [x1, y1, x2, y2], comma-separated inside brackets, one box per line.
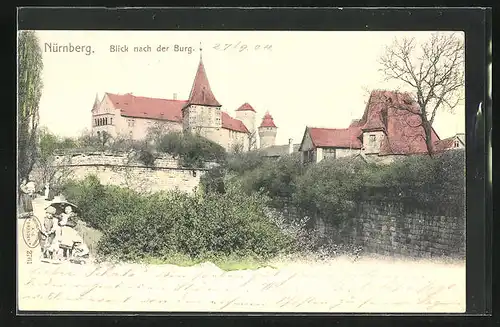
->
[301, 90, 445, 155]
[259, 112, 277, 128]
[236, 103, 256, 112]
[186, 56, 221, 107]
[92, 93, 100, 111]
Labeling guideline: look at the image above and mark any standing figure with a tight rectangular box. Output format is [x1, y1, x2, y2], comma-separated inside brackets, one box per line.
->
[19, 178, 33, 216]
[44, 183, 50, 200]
[26, 180, 36, 199]
[40, 206, 59, 259]
[58, 206, 80, 259]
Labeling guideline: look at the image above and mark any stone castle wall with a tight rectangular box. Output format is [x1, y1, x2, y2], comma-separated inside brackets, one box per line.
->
[279, 199, 465, 259]
[49, 152, 207, 194]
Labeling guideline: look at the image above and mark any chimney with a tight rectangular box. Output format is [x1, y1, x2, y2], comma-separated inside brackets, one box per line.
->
[173, 93, 178, 100]
[288, 138, 293, 154]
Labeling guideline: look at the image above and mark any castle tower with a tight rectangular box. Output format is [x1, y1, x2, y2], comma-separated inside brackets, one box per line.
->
[235, 103, 257, 150]
[235, 103, 256, 134]
[182, 46, 222, 135]
[258, 111, 277, 149]
[91, 93, 100, 129]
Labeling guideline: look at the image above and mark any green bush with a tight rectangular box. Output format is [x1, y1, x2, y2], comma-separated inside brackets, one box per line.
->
[61, 175, 145, 230]
[61, 176, 296, 262]
[200, 165, 226, 194]
[156, 131, 227, 168]
[223, 149, 465, 226]
[220, 153, 303, 207]
[292, 157, 366, 225]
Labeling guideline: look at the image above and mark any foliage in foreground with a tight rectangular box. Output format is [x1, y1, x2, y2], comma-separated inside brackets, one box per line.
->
[61, 176, 300, 263]
[202, 149, 466, 226]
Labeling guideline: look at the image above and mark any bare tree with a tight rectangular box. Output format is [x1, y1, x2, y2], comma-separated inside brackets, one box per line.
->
[247, 131, 258, 151]
[379, 32, 465, 155]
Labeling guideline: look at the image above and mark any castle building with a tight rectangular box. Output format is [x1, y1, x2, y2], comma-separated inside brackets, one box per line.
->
[298, 90, 464, 164]
[91, 52, 277, 152]
[258, 112, 278, 149]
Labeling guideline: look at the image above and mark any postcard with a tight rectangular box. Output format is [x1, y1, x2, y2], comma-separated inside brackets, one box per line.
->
[17, 30, 466, 313]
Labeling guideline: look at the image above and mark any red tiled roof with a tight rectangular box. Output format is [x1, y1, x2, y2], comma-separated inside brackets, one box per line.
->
[106, 93, 186, 122]
[308, 127, 363, 149]
[434, 136, 461, 152]
[105, 92, 248, 133]
[221, 111, 249, 133]
[259, 112, 277, 128]
[306, 90, 445, 155]
[236, 103, 256, 112]
[187, 58, 221, 107]
[366, 91, 441, 156]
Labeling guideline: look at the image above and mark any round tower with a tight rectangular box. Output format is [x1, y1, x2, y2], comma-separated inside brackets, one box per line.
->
[235, 103, 256, 134]
[258, 111, 277, 149]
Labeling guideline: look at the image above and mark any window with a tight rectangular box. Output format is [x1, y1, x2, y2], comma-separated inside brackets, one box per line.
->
[369, 135, 376, 145]
[454, 140, 460, 148]
[323, 148, 336, 159]
[110, 118, 113, 125]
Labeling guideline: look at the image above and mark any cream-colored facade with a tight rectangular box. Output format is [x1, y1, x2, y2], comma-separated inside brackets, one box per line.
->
[90, 54, 279, 152]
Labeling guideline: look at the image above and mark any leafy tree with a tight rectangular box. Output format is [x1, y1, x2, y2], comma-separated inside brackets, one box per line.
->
[156, 131, 226, 168]
[18, 30, 43, 181]
[379, 32, 465, 155]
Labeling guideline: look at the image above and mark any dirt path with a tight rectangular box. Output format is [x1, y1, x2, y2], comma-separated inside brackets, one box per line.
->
[17, 196, 466, 313]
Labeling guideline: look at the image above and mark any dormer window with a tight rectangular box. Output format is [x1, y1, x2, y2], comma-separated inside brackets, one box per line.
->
[369, 134, 376, 146]
[454, 140, 460, 148]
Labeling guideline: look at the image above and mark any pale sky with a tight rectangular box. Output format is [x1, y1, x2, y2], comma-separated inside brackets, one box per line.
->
[33, 30, 465, 145]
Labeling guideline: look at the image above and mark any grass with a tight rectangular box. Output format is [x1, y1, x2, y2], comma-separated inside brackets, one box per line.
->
[141, 253, 278, 271]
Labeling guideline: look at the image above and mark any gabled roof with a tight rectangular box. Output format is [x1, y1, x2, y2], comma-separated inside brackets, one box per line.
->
[434, 135, 465, 152]
[259, 112, 277, 128]
[302, 90, 447, 155]
[236, 103, 256, 112]
[221, 112, 249, 133]
[307, 127, 363, 149]
[186, 57, 221, 107]
[368, 90, 441, 156]
[106, 92, 186, 122]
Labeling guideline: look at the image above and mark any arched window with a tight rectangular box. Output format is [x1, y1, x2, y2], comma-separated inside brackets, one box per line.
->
[105, 117, 108, 125]
[110, 118, 113, 125]
[94, 119, 97, 126]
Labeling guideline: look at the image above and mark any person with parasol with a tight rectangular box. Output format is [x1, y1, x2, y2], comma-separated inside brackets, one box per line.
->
[45, 200, 81, 260]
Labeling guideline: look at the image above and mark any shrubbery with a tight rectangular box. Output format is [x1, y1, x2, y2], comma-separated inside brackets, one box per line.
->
[42, 127, 227, 169]
[156, 131, 227, 168]
[204, 149, 466, 227]
[61, 176, 298, 262]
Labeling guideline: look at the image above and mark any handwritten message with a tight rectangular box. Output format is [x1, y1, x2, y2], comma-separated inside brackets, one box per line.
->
[18, 259, 465, 312]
